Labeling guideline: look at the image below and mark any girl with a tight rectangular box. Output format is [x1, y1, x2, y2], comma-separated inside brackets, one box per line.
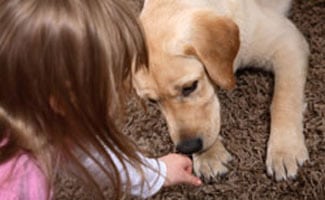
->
[0, 0, 201, 199]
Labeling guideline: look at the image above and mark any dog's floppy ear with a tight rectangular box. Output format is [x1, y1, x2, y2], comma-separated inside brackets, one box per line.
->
[184, 12, 240, 90]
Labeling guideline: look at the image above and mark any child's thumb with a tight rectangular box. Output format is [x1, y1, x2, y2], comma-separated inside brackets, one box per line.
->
[183, 172, 202, 186]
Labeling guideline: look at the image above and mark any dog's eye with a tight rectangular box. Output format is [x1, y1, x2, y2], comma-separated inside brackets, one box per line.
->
[148, 98, 158, 105]
[182, 80, 198, 97]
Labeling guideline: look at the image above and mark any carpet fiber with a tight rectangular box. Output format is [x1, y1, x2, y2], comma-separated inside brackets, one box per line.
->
[54, 0, 325, 199]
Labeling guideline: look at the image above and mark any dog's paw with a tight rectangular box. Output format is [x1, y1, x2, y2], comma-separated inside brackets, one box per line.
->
[193, 145, 232, 179]
[266, 136, 309, 181]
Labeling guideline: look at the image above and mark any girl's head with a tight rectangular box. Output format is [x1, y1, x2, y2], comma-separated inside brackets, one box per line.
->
[0, 0, 147, 198]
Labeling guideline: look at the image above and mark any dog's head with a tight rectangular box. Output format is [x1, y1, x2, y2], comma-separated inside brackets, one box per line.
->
[133, 3, 239, 154]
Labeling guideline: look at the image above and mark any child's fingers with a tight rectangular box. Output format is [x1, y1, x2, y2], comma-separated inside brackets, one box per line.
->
[177, 154, 200, 185]
[185, 165, 192, 173]
[179, 154, 192, 167]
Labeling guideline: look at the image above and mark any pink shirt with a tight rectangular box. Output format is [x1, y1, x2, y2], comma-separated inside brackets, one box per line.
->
[0, 153, 49, 200]
[0, 150, 165, 199]
[0, 145, 165, 199]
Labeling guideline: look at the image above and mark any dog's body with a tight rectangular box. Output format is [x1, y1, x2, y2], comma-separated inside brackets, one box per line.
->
[133, 0, 309, 181]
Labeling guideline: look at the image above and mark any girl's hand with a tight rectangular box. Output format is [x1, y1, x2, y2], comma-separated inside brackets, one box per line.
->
[159, 153, 202, 187]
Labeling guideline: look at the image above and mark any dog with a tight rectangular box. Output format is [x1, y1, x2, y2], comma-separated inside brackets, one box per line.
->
[132, 0, 309, 181]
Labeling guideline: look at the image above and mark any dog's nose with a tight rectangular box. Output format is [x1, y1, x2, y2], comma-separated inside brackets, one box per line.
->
[176, 138, 203, 154]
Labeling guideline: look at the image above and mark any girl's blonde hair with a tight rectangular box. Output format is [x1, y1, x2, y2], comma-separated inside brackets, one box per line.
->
[0, 0, 148, 199]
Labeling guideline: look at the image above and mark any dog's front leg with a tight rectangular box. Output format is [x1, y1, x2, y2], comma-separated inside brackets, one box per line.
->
[193, 137, 232, 179]
[266, 31, 309, 181]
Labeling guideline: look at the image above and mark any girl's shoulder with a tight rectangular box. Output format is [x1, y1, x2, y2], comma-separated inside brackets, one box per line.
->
[0, 152, 50, 200]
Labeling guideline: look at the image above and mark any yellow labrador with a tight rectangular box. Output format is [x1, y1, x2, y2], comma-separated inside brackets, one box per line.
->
[133, 0, 309, 181]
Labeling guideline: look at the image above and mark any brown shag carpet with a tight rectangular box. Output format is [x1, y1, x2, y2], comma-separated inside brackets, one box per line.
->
[54, 0, 325, 199]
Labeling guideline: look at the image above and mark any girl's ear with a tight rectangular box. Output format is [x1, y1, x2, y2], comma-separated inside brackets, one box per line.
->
[49, 96, 65, 116]
[184, 12, 240, 90]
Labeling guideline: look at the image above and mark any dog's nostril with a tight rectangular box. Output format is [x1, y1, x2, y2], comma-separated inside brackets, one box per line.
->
[176, 138, 203, 155]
